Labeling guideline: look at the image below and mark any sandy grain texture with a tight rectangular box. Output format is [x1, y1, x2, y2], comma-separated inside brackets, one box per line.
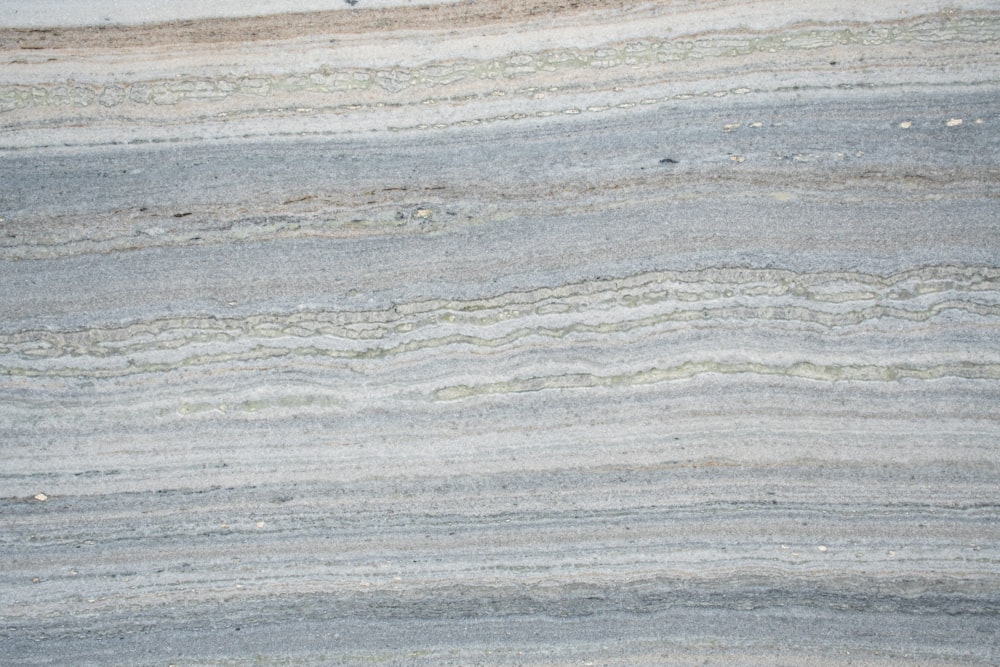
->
[1, 0, 999, 664]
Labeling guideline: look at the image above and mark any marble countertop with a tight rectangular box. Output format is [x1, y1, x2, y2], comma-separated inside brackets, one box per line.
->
[1, 1, 998, 664]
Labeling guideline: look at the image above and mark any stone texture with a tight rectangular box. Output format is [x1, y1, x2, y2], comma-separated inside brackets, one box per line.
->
[1, 1, 998, 664]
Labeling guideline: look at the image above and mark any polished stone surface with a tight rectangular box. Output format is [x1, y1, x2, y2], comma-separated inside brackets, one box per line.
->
[1, 1, 999, 664]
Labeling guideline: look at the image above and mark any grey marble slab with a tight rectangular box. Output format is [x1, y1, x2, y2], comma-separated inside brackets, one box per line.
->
[1, 1, 999, 664]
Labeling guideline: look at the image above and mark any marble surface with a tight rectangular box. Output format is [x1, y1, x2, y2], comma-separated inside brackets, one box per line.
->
[1, 0, 999, 664]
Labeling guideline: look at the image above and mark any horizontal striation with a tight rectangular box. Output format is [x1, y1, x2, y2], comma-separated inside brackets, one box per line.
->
[1, 266, 998, 421]
[3, 15, 997, 115]
[1, 0, 999, 665]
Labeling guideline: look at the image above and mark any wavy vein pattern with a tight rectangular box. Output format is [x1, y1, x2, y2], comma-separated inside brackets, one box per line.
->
[3, 15, 996, 117]
[2, 266, 1000, 396]
[1, 0, 999, 665]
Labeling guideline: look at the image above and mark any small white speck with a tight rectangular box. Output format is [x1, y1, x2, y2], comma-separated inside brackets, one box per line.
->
[817, 545, 828, 552]
[946, 118, 963, 127]
[899, 120, 912, 129]
[33, 493, 47, 502]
